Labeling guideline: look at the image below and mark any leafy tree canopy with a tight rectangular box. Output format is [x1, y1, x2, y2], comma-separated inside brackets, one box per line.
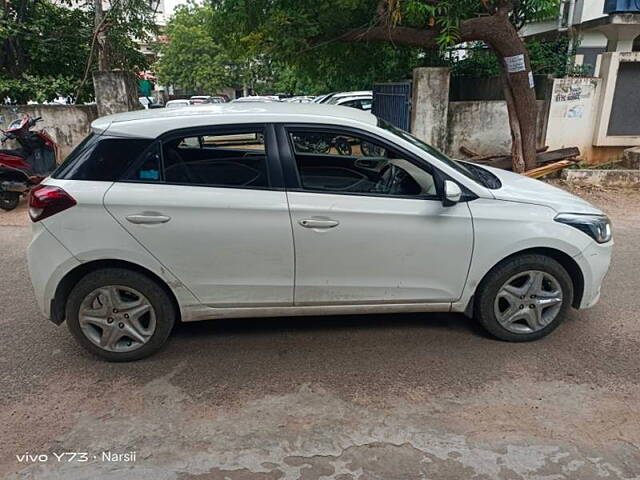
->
[0, 0, 157, 102]
[157, 0, 563, 95]
[207, 0, 559, 61]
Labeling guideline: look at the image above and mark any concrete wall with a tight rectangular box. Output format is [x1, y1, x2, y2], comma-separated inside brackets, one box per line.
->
[412, 67, 637, 164]
[0, 105, 98, 160]
[446, 101, 512, 157]
[445, 100, 548, 158]
[410, 69, 549, 159]
[545, 77, 602, 162]
[575, 0, 607, 24]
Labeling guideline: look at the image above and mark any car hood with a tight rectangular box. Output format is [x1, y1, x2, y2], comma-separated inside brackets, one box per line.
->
[480, 165, 603, 215]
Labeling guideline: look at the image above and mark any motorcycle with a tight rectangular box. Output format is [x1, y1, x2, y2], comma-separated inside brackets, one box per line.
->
[0, 114, 58, 211]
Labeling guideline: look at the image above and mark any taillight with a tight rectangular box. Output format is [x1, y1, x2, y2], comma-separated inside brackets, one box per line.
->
[29, 185, 77, 222]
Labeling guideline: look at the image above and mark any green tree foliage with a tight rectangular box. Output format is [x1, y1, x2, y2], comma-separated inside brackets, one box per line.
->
[0, 0, 155, 102]
[450, 37, 583, 78]
[156, 0, 561, 95]
[156, 4, 229, 93]
[158, 1, 448, 95]
[209, 0, 559, 59]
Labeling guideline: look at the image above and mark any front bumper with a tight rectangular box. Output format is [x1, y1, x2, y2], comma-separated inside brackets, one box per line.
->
[573, 239, 613, 309]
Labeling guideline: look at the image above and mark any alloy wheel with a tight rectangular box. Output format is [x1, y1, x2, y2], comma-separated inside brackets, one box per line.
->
[493, 270, 564, 334]
[78, 285, 157, 352]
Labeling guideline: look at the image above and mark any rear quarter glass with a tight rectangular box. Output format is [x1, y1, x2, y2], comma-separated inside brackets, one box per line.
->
[52, 135, 152, 181]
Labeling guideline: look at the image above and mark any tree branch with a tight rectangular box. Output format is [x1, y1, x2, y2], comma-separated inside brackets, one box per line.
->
[336, 14, 497, 48]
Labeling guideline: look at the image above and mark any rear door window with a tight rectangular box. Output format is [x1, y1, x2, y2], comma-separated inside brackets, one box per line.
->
[53, 135, 152, 181]
[161, 130, 269, 188]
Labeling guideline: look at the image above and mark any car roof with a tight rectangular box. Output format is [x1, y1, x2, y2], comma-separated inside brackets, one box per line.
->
[92, 103, 378, 138]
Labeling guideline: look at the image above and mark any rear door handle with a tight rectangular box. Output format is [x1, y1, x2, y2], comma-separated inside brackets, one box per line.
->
[299, 218, 340, 229]
[125, 213, 171, 225]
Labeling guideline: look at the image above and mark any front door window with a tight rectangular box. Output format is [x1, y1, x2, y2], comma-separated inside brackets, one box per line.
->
[288, 130, 438, 198]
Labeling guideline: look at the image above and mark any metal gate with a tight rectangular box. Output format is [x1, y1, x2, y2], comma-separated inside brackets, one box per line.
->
[372, 82, 412, 131]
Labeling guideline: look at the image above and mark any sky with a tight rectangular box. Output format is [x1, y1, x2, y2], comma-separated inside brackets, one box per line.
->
[162, 0, 188, 20]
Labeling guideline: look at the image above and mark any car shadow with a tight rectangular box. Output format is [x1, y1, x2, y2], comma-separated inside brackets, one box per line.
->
[171, 311, 489, 340]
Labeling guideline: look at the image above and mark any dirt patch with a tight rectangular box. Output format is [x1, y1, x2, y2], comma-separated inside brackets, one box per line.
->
[0, 198, 29, 226]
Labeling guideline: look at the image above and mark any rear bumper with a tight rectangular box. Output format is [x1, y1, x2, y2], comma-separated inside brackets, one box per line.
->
[573, 240, 613, 309]
[27, 223, 80, 320]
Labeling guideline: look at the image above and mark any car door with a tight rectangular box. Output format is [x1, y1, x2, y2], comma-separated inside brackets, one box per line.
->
[279, 124, 473, 306]
[103, 124, 295, 307]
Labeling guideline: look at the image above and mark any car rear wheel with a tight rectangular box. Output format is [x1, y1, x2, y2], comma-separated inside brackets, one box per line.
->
[474, 254, 573, 342]
[66, 268, 175, 361]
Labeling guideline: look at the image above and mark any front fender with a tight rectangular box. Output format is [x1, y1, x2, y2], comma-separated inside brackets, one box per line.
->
[454, 199, 592, 312]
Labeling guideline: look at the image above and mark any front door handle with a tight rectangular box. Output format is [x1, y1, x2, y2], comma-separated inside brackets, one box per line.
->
[299, 218, 340, 229]
[125, 213, 171, 225]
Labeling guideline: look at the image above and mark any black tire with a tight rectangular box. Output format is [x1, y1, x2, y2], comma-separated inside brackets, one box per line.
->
[0, 192, 20, 211]
[66, 268, 176, 361]
[474, 254, 573, 342]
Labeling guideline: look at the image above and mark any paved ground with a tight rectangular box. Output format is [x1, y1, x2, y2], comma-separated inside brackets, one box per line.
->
[1, 186, 639, 480]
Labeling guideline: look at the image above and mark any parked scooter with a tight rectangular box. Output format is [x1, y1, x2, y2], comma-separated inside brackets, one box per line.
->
[0, 114, 58, 211]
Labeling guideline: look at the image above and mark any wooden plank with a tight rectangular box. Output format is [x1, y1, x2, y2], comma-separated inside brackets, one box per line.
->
[461, 145, 548, 158]
[524, 159, 578, 178]
[466, 147, 580, 171]
[536, 147, 580, 165]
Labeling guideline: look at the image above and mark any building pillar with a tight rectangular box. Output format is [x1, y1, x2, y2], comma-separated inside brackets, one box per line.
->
[410, 67, 450, 151]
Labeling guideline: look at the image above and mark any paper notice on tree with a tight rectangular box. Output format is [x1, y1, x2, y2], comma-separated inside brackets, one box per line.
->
[529, 71, 535, 89]
[504, 54, 526, 73]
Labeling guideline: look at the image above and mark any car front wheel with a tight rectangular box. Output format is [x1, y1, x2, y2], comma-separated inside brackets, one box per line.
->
[66, 268, 176, 361]
[475, 254, 574, 342]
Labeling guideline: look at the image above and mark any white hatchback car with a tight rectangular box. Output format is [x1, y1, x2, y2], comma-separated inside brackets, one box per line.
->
[27, 104, 613, 361]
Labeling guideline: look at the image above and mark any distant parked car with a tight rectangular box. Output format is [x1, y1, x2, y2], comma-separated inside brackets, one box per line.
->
[313, 92, 336, 103]
[232, 96, 280, 103]
[27, 103, 613, 361]
[189, 96, 211, 104]
[286, 96, 315, 103]
[323, 91, 372, 105]
[139, 97, 163, 109]
[165, 99, 191, 108]
[333, 95, 373, 111]
[189, 95, 227, 104]
[326, 91, 372, 103]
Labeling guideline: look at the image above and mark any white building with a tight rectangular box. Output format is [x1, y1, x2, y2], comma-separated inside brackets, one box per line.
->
[523, 0, 640, 73]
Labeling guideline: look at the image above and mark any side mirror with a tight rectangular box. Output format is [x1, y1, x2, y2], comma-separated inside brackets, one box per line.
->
[443, 180, 462, 207]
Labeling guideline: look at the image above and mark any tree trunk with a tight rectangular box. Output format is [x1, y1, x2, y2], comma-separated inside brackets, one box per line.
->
[95, 0, 111, 71]
[483, 15, 538, 172]
[501, 70, 526, 173]
[337, 7, 539, 172]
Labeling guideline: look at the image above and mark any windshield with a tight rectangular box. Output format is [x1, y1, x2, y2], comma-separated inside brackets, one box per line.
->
[377, 119, 494, 188]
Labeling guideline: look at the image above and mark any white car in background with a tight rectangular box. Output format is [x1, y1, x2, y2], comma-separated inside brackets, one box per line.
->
[312, 92, 335, 103]
[165, 99, 191, 108]
[28, 103, 612, 361]
[286, 96, 315, 103]
[232, 96, 280, 103]
[314, 91, 373, 104]
[332, 95, 373, 111]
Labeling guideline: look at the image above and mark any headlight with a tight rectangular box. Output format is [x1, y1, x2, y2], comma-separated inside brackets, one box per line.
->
[555, 213, 612, 244]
